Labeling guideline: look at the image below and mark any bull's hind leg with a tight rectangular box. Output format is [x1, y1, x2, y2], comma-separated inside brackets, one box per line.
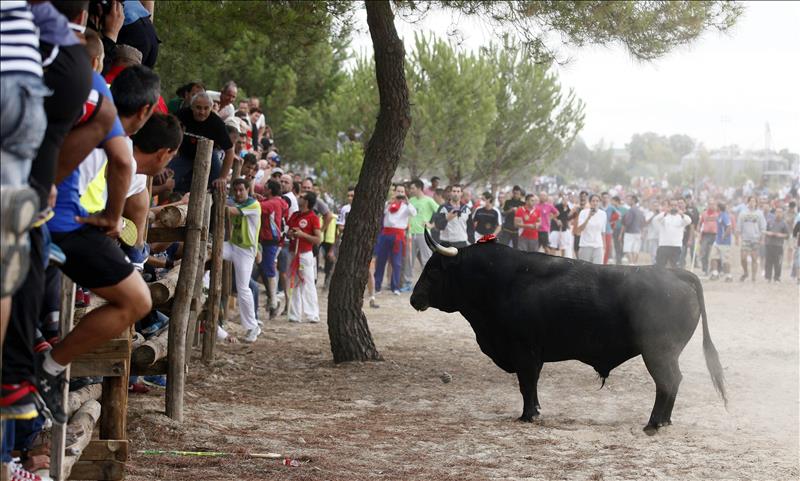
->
[641, 352, 682, 435]
[533, 361, 543, 412]
[515, 345, 541, 422]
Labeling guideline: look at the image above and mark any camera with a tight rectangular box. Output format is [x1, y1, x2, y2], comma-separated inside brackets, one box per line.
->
[670, 208, 678, 215]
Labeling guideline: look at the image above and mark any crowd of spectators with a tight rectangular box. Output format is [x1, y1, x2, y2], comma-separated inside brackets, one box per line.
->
[2, 2, 798, 480]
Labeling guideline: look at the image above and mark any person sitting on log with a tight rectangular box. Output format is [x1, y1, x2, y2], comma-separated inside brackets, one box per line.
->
[38, 65, 162, 422]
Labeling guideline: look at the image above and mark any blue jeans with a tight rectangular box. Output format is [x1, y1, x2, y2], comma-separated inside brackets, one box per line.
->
[0, 74, 49, 187]
[168, 149, 223, 193]
[374, 233, 403, 292]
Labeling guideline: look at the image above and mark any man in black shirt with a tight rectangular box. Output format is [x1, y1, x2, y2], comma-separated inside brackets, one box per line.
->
[472, 191, 502, 241]
[499, 185, 524, 248]
[170, 91, 234, 193]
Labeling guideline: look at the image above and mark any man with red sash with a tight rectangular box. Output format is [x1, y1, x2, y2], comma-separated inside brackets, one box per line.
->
[374, 184, 417, 295]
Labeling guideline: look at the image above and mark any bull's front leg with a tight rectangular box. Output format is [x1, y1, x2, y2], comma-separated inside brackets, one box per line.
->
[515, 346, 541, 422]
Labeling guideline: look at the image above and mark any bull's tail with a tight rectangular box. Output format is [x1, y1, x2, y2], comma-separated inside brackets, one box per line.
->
[673, 269, 728, 408]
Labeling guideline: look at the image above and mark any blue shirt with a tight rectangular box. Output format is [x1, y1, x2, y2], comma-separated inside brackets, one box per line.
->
[92, 72, 125, 144]
[123, 1, 150, 25]
[49, 73, 125, 233]
[604, 205, 618, 234]
[715, 211, 732, 245]
[30, 2, 79, 47]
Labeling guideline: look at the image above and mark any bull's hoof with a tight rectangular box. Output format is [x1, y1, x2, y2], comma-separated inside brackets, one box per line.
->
[518, 413, 541, 423]
[643, 424, 659, 436]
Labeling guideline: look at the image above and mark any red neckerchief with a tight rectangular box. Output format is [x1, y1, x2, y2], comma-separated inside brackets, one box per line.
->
[388, 201, 402, 213]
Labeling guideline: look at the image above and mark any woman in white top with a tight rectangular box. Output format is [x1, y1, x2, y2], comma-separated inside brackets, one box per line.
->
[575, 194, 608, 264]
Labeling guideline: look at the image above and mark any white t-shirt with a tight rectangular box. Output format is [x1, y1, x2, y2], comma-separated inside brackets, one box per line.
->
[654, 213, 691, 247]
[218, 103, 234, 121]
[284, 191, 299, 216]
[577, 208, 607, 248]
[438, 204, 470, 243]
[78, 138, 147, 211]
[382, 202, 417, 229]
[337, 204, 351, 226]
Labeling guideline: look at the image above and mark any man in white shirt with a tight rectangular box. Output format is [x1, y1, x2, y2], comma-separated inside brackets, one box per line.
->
[374, 184, 417, 295]
[575, 194, 608, 264]
[652, 199, 692, 268]
[437, 184, 470, 248]
[217, 80, 237, 121]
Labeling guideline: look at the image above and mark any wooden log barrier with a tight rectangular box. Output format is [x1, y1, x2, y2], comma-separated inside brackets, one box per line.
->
[155, 204, 189, 227]
[148, 265, 181, 306]
[61, 399, 101, 479]
[131, 329, 169, 367]
[165, 138, 212, 422]
[66, 384, 102, 418]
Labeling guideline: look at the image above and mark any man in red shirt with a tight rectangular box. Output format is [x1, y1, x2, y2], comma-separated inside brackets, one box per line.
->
[286, 191, 322, 323]
[515, 194, 541, 252]
[257, 179, 288, 319]
[698, 202, 719, 276]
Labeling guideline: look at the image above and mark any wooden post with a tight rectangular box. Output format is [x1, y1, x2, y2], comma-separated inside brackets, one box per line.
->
[202, 188, 226, 362]
[165, 138, 212, 421]
[186, 194, 212, 351]
[98, 330, 130, 441]
[51, 276, 75, 481]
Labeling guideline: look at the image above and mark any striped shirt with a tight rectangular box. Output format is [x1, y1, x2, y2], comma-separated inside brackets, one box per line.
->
[0, 1, 42, 77]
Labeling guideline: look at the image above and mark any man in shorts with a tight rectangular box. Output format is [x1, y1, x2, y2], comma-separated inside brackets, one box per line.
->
[39, 66, 161, 421]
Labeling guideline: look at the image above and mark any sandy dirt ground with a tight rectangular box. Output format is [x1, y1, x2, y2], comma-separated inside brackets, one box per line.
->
[126, 272, 799, 481]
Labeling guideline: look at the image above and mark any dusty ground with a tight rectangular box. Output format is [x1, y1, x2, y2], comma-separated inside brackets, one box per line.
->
[126, 270, 799, 481]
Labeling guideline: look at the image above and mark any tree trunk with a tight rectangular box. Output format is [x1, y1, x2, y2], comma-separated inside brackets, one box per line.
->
[327, 0, 410, 363]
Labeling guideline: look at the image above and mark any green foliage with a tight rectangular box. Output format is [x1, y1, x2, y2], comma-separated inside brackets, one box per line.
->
[318, 142, 365, 202]
[403, 34, 497, 183]
[627, 132, 695, 175]
[154, 1, 352, 126]
[429, 1, 742, 62]
[281, 57, 378, 166]
[475, 36, 584, 189]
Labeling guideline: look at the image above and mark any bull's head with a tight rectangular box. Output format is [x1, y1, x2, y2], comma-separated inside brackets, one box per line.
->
[410, 230, 460, 313]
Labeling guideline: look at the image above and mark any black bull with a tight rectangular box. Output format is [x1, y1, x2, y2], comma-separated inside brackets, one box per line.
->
[410, 232, 727, 434]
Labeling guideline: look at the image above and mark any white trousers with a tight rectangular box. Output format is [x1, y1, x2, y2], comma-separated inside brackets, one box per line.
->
[289, 251, 319, 322]
[222, 242, 258, 331]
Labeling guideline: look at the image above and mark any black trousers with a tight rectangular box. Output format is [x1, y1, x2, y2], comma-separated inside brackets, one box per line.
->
[656, 246, 681, 269]
[764, 245, 783, 280]
[2, 228, 45, 384]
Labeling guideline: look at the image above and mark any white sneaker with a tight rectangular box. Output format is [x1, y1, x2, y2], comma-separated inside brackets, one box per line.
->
[216, 325, 229, 342]
[243, 326, 261, 343]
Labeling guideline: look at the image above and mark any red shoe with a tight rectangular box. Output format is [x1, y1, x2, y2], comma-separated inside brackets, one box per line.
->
[128, 382, 150, 394]
[74, 289, 86, 308]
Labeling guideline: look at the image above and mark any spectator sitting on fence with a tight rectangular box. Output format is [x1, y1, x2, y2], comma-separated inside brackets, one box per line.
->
[39, 65, 161, 423]
[171, 91, 234, 194]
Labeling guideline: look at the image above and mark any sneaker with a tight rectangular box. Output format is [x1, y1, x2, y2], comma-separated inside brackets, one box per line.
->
[739, 274, 748, 282]
[369, 298, 380, 309]
[7, 458, 47, 481]
[142, 375, 167, 388]
[0, 186, 39, 297]
[398, 285, 412, 293]
[268, 306, 279, 320]
[724, 275, 733, 282]
[392, 290, 401, 296]
[74, 289, 86, 309]
[33, 353, 67, 424]
[0, 382, 39, 420]
[243, 326, 261, 343]
[48, 243, 66, 267]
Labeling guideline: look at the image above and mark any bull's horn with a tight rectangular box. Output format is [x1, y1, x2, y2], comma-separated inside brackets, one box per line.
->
[424, 228, 458, 257]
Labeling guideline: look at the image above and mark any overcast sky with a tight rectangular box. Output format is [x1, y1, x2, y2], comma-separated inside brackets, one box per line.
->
[349, 2, 800, 153]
